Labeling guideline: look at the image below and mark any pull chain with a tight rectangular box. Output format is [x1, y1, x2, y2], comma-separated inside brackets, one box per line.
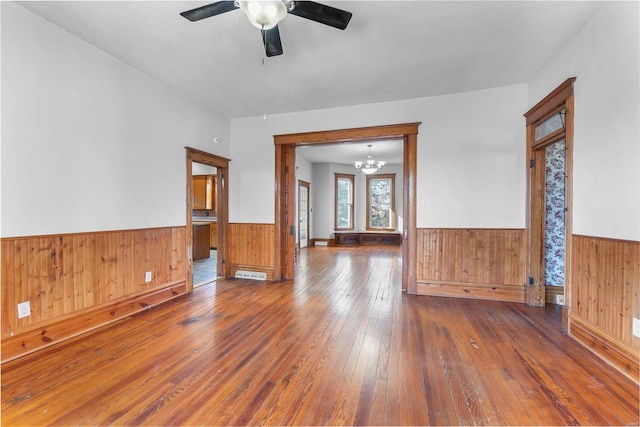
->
[262, 56, 268, 120]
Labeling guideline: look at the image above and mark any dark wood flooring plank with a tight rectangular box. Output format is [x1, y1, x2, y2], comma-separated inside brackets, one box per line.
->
[2, 246, 638, 426]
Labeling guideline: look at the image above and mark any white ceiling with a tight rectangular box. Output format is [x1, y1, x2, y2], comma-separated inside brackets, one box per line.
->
[16, 1, 602, 166]
[297, 138, 404, 165]
[19, 0, 603, 121]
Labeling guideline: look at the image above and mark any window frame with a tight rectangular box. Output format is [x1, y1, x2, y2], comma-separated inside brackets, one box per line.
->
[334, 173, 355, 231]
[366, 174, 396, 231]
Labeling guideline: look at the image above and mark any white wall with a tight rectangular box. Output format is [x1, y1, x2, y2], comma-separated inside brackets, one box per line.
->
[1, 3, 230, 237]
[311, 163, 332, 239]
[528, 1, 640, 241]
[230, 84, 527, 229]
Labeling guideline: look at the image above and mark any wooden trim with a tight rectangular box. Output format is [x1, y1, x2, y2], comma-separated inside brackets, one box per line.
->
[525, 82, 574, 307]
[274, 123, 420, 282]
[274, 123, 421, 145]
[273, 145, 301, 278]
[570, 314, 639, 384]
[403, 133, 418, 294]
[2, 282, 186, 363]
[186, 146, 231, 164]
[274, 144, 285, 279]
[526, 141, 546, 306]
[186, 153, 194, 289]
[416, 281, 524, 303]
[572, 233, 640, 245]
[334, 173, 355, 231]
[524, 77, 576, 125]
[0, 225, 183, 241]
[186, 147, 230, 281]
[365, 174, 396, 231]
[563, 95, 575, 330]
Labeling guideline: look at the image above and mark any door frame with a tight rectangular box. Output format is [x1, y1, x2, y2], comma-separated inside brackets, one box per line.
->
[273, 123, 420, 293]
[185, 147, 230, 291]
[524, 78, 575, 324]
[298, 180, 310, 250]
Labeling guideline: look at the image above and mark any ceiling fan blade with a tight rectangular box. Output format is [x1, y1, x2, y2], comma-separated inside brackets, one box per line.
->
[180, 1, 237, 22]
[262, 26, 283, 57]
[289, 1, 352, 30]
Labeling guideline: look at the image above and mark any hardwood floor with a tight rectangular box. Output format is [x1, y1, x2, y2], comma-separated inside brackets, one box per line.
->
[2, 246, 638, 426]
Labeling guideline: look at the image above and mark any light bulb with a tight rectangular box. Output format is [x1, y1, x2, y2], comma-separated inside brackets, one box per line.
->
[239, 1, 287, 30]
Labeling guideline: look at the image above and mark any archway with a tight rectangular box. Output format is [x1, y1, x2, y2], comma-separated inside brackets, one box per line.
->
[273, 123, 420, 293]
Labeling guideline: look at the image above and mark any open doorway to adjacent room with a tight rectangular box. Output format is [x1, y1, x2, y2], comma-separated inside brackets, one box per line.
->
[524, 78, 575, 325]
[185, 147, 230, 291]
[274, 123, 420, 293]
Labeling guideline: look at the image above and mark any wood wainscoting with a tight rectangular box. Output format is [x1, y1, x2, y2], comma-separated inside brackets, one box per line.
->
[228, 223, 276, 280]
[1, 226, 187, 362]
[416, 228, 526, 303]
[570, 234, 639, 382]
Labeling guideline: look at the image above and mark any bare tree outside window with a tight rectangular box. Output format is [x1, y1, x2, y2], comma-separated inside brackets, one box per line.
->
[335, 174, 354, 230]
[367, 174, 395, 230]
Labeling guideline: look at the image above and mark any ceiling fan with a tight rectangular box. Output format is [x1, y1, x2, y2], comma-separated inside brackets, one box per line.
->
[180, 1, 352, 57]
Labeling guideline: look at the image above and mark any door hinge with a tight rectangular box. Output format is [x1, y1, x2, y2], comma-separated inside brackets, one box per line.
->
[221, 259, 226, 264]
[290, 225, 295, 235]
[529, 159, 536, 168]
[528, 276, 535, 285]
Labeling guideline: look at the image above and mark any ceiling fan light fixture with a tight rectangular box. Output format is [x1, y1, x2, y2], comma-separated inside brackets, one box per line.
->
[237, 0, 288, 30]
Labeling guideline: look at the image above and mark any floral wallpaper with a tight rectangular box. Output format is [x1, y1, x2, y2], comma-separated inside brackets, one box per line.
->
[545, 140, 566, 286]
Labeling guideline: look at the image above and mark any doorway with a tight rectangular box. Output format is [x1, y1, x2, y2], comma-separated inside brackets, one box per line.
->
[273, 123, 420, 293]
[298, 180, 310, 251]
[192, 163, 218, 287]
[185, 147, 230, 291]
[524, 78, 575, 323]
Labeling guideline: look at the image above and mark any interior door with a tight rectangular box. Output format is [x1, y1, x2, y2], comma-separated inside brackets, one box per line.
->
[298, 180, 310, 249]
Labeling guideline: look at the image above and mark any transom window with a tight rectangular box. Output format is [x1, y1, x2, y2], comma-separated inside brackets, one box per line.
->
[366, 174, 395, 230]
[335, 173, 354, 230]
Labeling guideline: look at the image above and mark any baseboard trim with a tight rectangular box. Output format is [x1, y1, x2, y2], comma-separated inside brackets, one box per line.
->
[417, 280, 524, 303]
[1, 281, 187, 363]
[570, 314, 639, 384]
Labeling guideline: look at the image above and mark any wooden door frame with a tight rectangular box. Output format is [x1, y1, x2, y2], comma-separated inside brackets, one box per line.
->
[185, 147, 230, 291]
[274, 123, 420, 294]
[298, 180, 310, 250]
[524, 78, 575, 323]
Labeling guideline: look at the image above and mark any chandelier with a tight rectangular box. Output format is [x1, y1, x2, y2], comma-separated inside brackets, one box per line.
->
[355, 144, 385, 175]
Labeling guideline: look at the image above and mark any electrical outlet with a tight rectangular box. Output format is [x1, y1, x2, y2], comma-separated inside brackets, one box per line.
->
[145, 271, 152, 282]
[17, 301, 31, 319]
[632, 318, 640, 338]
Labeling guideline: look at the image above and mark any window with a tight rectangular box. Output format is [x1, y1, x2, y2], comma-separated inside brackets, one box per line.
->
[366, 174, 395, 230]
[335, 173, 354, 230]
